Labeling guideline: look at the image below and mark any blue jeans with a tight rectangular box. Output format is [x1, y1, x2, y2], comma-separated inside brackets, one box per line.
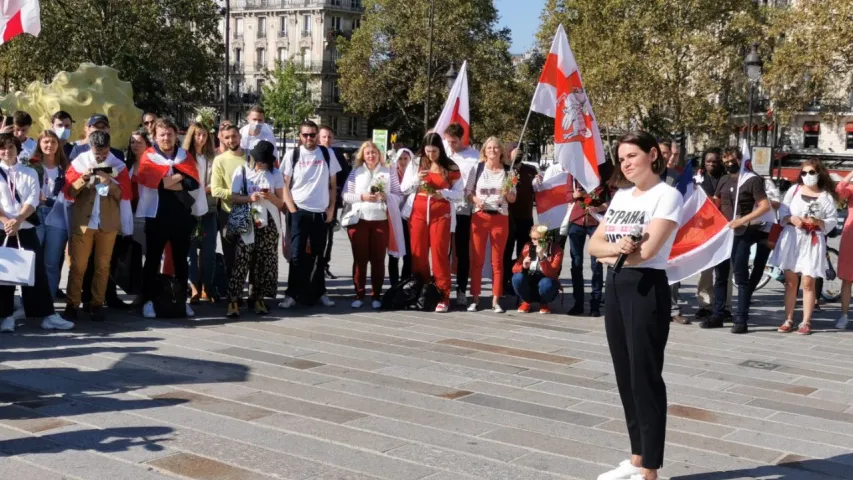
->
[568, 223, 603, 308]
[43, 224, 68, 299]
[189, 211, 218, 294]
[512, 272, 559, 305]
[714, 230, 761, 324]
[35, 205, 52, 245]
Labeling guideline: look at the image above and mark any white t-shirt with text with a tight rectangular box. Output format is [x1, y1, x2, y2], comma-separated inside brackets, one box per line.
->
[282, 146, 342, 213]
[232, 166, 285, 230]
[603, 182, 683, 270]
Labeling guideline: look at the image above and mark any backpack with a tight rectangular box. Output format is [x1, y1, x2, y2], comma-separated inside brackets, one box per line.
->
[152, 274, 188, 318]
[289, 145, 331, 188]
[417, 281, 443, 312]
[474, 161, 510, 186]
[380, 275, 423, 310]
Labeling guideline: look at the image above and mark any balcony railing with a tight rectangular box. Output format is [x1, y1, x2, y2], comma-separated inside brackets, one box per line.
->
[232, 0, 364, 12]
[321, 94, 341, 106]
[254, 62, 267, 71]
[301, 30, 312, 37]
[278, 30, 287, 37]
[293, 61, 338, 74]
[325, 28, 353, 42]
[230, 62, 243, 73]
[257, 30, 267, 38]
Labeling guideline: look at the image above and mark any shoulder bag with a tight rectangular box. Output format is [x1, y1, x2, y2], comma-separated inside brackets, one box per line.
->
[226, 166, 252, 236]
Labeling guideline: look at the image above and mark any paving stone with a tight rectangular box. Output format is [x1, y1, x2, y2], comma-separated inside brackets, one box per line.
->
[150, 390, 276, 421]
[306, 470, 385, 480]
[387, 444, 564, 480]
[436, 339, 581, 364]
[22, 447, 181, 480]
[455, 381, 581, 409]
[148, 452, 275, 479]
[517, 369, 616, 391]
[311, 364, 467, 397]
[747, 397, 853, 424]
[727, 384, 852, 412]
[724, 429, 853, 462]
[213, 346, 325, 370]
[481, 427, 625, 466]
[0, 405, 74, 433]
[458, 393, 608, 427]
[235, 392, 367, 424]
[256, 414, 409, 453]
[0, 457, 72, 480]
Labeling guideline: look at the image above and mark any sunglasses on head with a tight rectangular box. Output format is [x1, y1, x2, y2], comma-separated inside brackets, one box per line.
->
[300, 132, 316, 138]
[800, 170, 818, 177]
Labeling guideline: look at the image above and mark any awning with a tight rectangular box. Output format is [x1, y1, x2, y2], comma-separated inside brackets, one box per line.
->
[802, 122, 820, 133]
[846, 122, 853, 133]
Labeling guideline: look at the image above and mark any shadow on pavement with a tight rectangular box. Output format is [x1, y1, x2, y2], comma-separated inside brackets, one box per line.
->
[672, 453, 853, 479]
[0, 426, 173, 456]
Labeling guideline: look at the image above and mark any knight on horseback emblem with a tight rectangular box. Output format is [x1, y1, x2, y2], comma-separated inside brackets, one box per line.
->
[558, 87, 593, 141]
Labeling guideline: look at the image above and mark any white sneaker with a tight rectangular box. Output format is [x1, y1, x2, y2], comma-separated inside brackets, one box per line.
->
[12, 307, 25, 320]
[185, 304, 195, 318]
[278, 296, 296, 309]
[837, 315, 849, 330]
[435, 302, 449, 313]
[351, 299, 363, 309]
[467, 302, 479, 312]
[320, 295, 335, 307]
[597, 460, 642, 480]
[456, 291, 467, 307]
[142, 301, 156, 319]
[492, 304, 505, 314]
[371, 300, 381, 310]
[0, 316, 15, 333]
[41, 314, 74, 331]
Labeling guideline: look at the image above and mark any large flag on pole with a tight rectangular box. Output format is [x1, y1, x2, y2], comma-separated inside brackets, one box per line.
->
[530, 25, 605, 192]
[665, 162, 733, 284]
[535, 168, 571, 229]
[433, 61, 470, 146]
[0, 0, 40, 44]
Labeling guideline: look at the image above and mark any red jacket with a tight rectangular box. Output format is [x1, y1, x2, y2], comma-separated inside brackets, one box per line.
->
[512, 243, 564, 279]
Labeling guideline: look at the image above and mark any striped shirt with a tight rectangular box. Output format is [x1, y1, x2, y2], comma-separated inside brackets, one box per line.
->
[465, 165, 509, 216]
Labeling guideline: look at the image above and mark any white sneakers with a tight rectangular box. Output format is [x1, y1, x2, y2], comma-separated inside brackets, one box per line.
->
[142, 301, 156, 319]
[0, 317, 14, 332]
[492, 304, 505, 314]
[371, 300, 381, 310]
[837, 314, 849, 330]
[41, 314, 74, 330]
[278, 296, 296, 309]
[351, 299, 363, 309]
[597, 460, 642, 480]
[435, 303, 449, 313]
[185, 304, 195, 318]
[467, 302, 479, 312]
[319, 295, 335, 307]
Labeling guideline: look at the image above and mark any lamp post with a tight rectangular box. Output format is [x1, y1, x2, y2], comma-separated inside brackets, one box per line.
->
[744, 42, 763, 150]
[424, 0, 435, 128]
[445, 63, 457, 90]
[222, 0, 231, 122]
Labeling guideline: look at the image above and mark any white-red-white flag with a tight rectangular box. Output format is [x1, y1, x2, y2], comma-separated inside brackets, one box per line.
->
[433, 60, 470, 146]
[0, 0, 40, 45]
[535, 168, 571, 230]
[530, 25, 604, 192]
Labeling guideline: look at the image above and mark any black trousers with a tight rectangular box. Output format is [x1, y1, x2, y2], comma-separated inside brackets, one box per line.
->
[502, 216, 534, 291]
[605, 267, 670, 470]
[324, 207, 338, 266]
[142, 215, 195, 302]
[388, 219, 412, 288]
[454, 214, 471, 294]
[285, 209, 329, 304]
[0, 228, 55, 318]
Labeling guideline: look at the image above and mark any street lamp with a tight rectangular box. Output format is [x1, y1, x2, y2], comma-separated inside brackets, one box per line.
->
[744, 42, 763, 148]
[222, 0, 231, 122]
[445, 63, 457, 90]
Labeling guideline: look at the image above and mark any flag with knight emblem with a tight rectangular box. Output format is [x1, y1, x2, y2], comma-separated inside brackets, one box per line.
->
[530, 25, 605, 192]
[433, 61, 471, 146]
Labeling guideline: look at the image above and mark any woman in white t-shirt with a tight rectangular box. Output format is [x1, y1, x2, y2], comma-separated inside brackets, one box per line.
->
[32, 130, 70, 299]
[342, 141, 401, 309]
[588, 132, 683, 480]
[225, 141, 284, 318]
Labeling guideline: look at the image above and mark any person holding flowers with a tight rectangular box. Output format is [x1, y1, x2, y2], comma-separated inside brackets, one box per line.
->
[770, 159, 837, 335]
[341, 141, 402, 309]
[464, 136, 516, 312]
[565, 174, 610, 317]
[511, 224, 564, 314]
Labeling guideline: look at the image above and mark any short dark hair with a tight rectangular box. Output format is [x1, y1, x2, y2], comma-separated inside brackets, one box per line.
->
[249, 105, 265, 115]
[319, 125, 334, 134]
[142, 112, 157, 119]
[299, 120, 319, 132]
[609, 131, 666, 188]
[51, 111, 73, 124]
[88, 130, 111, 150]
[723, 146, 742, 161]
[445, 123, 464, 139]
[658, 139, 673, 149]
[13, 111, 32, 128]
[703, 147, 722, 160]
[0, 133, 21, 152]
[154, 118, 179, 135]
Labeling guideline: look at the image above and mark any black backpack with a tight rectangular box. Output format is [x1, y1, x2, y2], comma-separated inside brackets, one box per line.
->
[417, 281, 443, 312]
[380, 275, 423, 310]
[288, 145, 331, 188]
[152, 274, 188, 318]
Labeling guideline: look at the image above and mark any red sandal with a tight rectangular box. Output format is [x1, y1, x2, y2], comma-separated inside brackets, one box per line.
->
[797, 323, 812, 335]
[778, 320, 794, 333]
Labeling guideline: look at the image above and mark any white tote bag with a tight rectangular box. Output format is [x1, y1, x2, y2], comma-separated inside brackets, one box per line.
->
[0, 236, 35, 286]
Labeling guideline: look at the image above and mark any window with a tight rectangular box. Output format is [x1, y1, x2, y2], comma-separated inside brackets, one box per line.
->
[256, 48, 266, 69]
[235, 48, 242, 64]
[329, 79, 340, 102]
[234, 18, 243, 37]
[279, 16, 287, 36]
[846, 122, 853, 150]
[330, 16, 342, 31]
[256, 79, 265, 96]
[803, 121, 820, 149]
[303, 15, 312, 34]
[257, 17, 266, 37]
[278, 47, 287, 63]
[330, 0, 341, 5]
[352, 18, 361, 30]
[347, 117, 358, 137]
[353, 0, 362, 8]
[329, 116, 339, 132]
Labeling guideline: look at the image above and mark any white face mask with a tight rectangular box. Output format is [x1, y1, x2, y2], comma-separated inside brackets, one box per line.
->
[54, 126, 71, 141]
[249, 121, 262, 136]
[802, 174, 819, 187]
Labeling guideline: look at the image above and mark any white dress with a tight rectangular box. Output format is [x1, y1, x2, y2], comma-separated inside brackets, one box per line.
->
[769, 187, 837, 278]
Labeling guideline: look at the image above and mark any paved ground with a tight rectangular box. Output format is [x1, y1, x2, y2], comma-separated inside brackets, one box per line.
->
[1, 231, 853, 480]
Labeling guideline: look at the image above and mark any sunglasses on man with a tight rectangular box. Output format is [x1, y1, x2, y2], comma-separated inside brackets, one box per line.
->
[300, 132, 317, 139]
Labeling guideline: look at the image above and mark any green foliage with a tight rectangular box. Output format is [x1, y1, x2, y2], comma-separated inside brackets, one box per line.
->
[0, 0, 223, 119]
[261, 61, 317, 142]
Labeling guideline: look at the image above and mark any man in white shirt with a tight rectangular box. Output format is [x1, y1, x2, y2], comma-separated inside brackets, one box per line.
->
[12, 111, 36, 161]
[444, 122, 479, 306]
[239, 105, 278, 159]
[280, 120, 341, 309]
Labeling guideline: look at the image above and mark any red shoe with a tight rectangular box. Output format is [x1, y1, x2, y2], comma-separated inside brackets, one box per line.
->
[539, 305, 551, 314]
[518, 302, 531, 313]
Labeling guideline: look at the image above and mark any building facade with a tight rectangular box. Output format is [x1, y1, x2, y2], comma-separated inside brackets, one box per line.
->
[221, 0, 368, 142]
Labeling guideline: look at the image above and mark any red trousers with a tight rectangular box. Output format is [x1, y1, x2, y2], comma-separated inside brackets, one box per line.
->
[469, 211, 510, 298]
[347, 219, 389, 299]
[410, 196, 451, 302]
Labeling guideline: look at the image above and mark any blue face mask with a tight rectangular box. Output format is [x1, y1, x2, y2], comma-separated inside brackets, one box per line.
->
[54, 126, 71, 141]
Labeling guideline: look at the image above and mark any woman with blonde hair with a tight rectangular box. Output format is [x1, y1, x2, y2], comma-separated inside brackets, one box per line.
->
[464, 136, 516, 312]
[342, 141, 403, 308]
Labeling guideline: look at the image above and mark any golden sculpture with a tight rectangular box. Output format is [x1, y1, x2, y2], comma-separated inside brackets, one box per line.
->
[0, 63, 142, 148]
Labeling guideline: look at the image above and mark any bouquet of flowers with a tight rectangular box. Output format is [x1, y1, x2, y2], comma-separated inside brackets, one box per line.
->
[579, 189, 604, 210]
[801, 201, 823, 245]
[369, 174, 386, 195]
[194, 106, 217, 133]
[502, 170, 519, 195]
[420, 181, 437, 195]
[534, 225, 552, 252]
[251, 204, 264, 229]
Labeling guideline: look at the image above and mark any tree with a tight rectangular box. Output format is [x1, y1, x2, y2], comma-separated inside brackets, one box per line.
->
[337, 0, 526, 145]
[0, 0, 223, 120]
[762, 0, 853, 121]
[261, 61, 317, 145]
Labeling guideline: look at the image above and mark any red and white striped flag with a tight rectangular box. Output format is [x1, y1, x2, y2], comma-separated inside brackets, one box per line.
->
[535, 167, 571, 230]
[530, 25, 604, 192]
[0, 0, 40, 45]
[433, 61, 470, 146]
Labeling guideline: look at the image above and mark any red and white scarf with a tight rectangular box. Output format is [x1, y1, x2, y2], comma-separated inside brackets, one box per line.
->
[64, 150, 134, 235]
[134, 146, 207, 218]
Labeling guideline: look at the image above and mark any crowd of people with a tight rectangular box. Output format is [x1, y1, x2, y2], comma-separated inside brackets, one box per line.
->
[0, 106, 850, 343]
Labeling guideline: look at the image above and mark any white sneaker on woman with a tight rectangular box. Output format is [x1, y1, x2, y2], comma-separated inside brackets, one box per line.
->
[837, 315, 849, 330]
[278, 296, 296, 309]
[467, 302, 479, 312]
[185, 304, 195, 318]
[0, 316, 15, 333]
[351, 299, 363, 309]
[492, 304, 505, 314]
[142, 301, 156, 319]
[320, 295, 335, 307]
[41, 314, 74, 331]
[371, 300, 382, 310]
[435, 302, 449, 313]
[597, 460, 642, 480]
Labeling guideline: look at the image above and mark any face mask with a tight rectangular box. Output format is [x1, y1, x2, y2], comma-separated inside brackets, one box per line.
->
[249, 121, 261, 136]
[726, 163, 739, 174]
[802, 174, 819, 187]
[54, 127, 71, 141]
[95, 183, 110, 197]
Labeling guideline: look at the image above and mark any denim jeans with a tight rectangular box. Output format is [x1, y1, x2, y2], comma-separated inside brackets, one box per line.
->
[285, 209, 329, 304]
[568, 223, 603, 308]
[512, 272, 559, 304]
[35, 204, 51, 245]
[189, 211, 218, 294]
[43, 224, 68, 299]
[714, 229, 761, 324]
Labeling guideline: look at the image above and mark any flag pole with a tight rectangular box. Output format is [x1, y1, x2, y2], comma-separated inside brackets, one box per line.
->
[511, 109, 533, 169]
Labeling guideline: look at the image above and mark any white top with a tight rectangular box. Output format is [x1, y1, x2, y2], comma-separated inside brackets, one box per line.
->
[447, 146, 479, 215]
[342, 165, 402, 223]
[769, 187, 837, 278]
[42, 166, 59, 200]
[18, 138, 36, 161]
[0, 162, 39, 230]
[602, 182, 683, 270]
[239, 123, 279, 159]
[88, 184, 103, 230]
[465, 165, 510, 216]
[761, 178, 782, 233]
[282, 146, 342, 213]
[232, 166, 284, 233]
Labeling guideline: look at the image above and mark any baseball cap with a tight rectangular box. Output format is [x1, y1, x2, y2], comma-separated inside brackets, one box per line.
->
[250, 140, 276, 165]
[88, 114, 109, 127]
